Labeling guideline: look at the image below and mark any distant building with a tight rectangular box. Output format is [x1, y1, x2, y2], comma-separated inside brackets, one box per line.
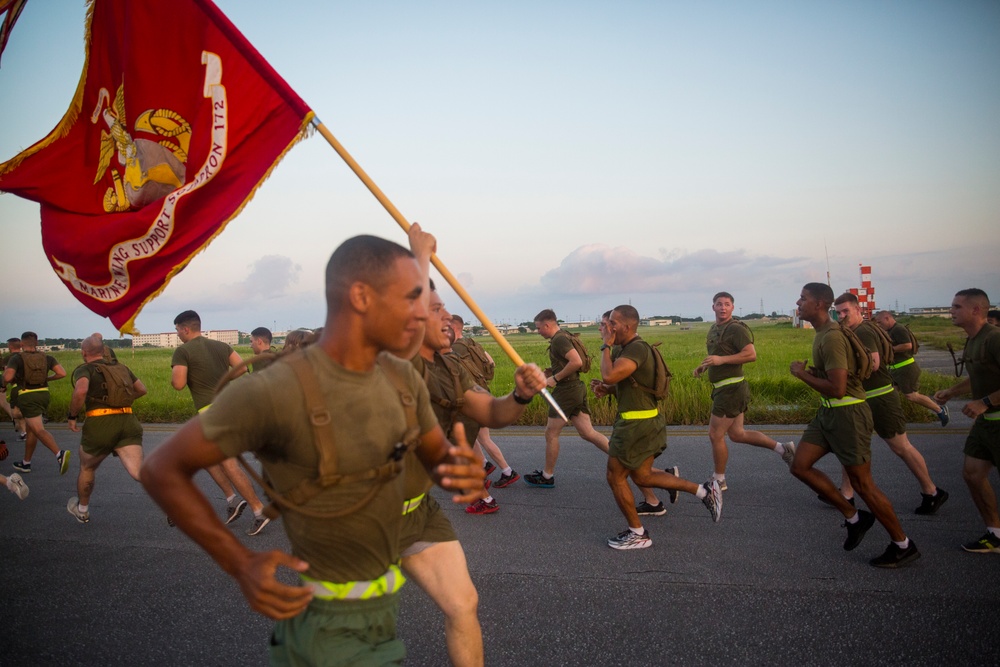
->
[907, 306, 951, 318]
[132, 329, 240, 348]
[641, 319, 674, 327]
[561, 320, 594, 329]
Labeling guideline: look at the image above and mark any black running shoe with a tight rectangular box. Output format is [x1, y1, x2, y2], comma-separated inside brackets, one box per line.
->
[870, 540, 920, 568]
[225, 499, 248, 525]
[843, 510, 875, 551]
[524, 470, 554, 488]
[636, 501, 666, 516]
[914, 488, 948, 515]
[962, 532, 1000, 554]
[493, 470, 520, 488]
[666, 465, 680, 504]
[483, 460, 496, 476]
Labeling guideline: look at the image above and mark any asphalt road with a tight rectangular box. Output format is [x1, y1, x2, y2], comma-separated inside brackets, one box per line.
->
[2, 408, 997, 666]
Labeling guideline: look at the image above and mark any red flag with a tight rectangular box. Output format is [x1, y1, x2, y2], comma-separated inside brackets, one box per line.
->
[0, 0, 313, 333]
[0, 0, 27, 67]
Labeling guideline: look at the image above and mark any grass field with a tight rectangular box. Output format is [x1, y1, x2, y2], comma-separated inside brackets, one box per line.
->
[22, 318, 958, 426]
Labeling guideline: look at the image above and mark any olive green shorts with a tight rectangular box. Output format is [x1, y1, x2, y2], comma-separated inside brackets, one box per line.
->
[549, 380, 589, 419]
[269, 594, 404, 667]
[80, 414, 144, 457]
[710, 381, 750, 419]
[867, 390, 906, 440]
[889, 362, 921, 394]
[800, 403, 873, 468]
[963, 418, 1000, 467]
[16, 389, 49, 419]
[609, 414, 667, 470]
[398, 494, 457, 557]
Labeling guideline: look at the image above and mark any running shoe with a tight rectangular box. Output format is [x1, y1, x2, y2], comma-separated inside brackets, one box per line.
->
[607, 528, 652, 550]
[483, 460, 496, 476]
[843, 510, 875, 551]
[937, 404, 950, 427]
[962, 532, 1000, 554]
[12, 460, 30, 473]
[67, 496, 90, 524]
[247, 515, 270, 536]
[57, 450, 71, 475]
[524, 470, 554, 488]
[636, 501, 666, 516]
[167, 516, 176, 528]
[914, 488, 949, 516]
[6, 473, 28, 500]
[702, 480, 723, 523]
[715, 478, 728, 492]
[225, 499, 248, 525]
[780, 441, 797, 467]
[493, 470, 521, 488]
[16, 431, 26, 441]
[666, 465, 680, 504]
[870, 541, 920, 568]
[465, 498, 499, 514]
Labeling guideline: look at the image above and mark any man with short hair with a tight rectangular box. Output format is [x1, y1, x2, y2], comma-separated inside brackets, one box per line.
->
[694, 292, 796, 491]
[249, 327, 277, 372]
[987, 309, 1000, 327]
[142, 229, 487, 664]
[833, 293, 947, 514]
[3, 332, 70, 475]
[874, 310, 949, 426]
[933, 288, 1000, 553]
[65, 334, 147, 523]
[171, 311, 269, 535]
[2, 338, 26, 441]
[789, 283, 919, 567]
[404, 251, 545, 664]
[449, 314, 520, 490]
[594, 305, 722, 550]
[526, 311, 618, 489]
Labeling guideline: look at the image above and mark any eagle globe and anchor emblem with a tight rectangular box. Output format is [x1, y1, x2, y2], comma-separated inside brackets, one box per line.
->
[91, 81, 191, 212]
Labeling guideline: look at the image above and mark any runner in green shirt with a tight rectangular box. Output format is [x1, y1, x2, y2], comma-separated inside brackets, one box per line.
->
[933, 288, 1000, 553]
[142, 230, 487, 665]
[693, 291, 796, 491]
[596, 305, 722, 550]
[789, 283, 918, 568]
[874, 310, 950, 425]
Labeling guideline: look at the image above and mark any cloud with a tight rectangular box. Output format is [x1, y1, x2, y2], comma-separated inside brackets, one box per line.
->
[539, 244, 804, 295]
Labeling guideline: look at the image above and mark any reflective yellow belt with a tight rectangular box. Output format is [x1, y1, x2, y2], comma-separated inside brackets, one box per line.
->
[620, 408, 658, 420]
[401, 493, 425, 515]
[888, 357, 915, 370]
[712, 376, 744, 389]
[85, 407, 133, 418]
[864, 385, 894, 399]
[820, 396, 865, 408]
[302, 564, 405, 601]
[18, 387, 49, 394]
[198, 404, 212, 413]
[984, 411, 1000, 421]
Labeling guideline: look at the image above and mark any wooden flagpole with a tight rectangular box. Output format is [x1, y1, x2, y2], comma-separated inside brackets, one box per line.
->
[312, 118, 567, 421]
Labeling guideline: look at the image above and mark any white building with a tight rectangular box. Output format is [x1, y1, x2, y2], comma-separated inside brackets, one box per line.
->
[132, 329, 240, 348]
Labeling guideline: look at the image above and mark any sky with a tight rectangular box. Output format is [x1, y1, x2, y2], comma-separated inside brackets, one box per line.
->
[1, 0, 998, 340]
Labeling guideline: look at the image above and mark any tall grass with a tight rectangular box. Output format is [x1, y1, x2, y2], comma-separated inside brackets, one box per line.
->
[27, 320, 955, 426]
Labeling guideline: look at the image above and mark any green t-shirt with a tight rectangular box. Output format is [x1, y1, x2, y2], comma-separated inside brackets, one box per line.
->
[855, 321, 892, 391]
[171, 336, 234, 410]
[5, 351, 58, 389]
[548, 330, 582, 385]
[965, 323, 1000, 418]
[407, 352, 477, 498]
[706, 319, 752, 383]
[203, 346, 438, 583]
[812, 320, 866, 401]
[612, 337, 659, 414]
[72, 360, 139, 410]
[887, 324, 915, 363]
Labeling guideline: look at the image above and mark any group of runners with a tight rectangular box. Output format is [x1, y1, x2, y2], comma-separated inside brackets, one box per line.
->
[3, 226, 998, 666]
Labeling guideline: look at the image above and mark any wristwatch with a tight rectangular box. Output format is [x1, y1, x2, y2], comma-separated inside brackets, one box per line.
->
[600, 344, 610, 352]
[984, 395, 995, 409]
